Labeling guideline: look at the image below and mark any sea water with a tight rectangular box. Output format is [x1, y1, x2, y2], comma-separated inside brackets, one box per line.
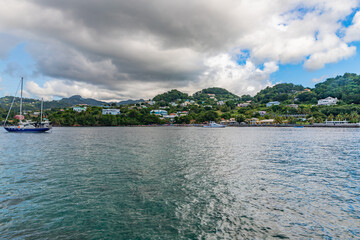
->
[0, 127, 359, 239]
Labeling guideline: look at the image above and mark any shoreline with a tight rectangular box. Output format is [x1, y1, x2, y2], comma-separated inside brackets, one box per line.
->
[50, 124, 360, 128]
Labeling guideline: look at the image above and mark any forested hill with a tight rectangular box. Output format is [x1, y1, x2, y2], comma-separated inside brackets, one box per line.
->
[152, 89, 190, 102]
[0, 95, 107, 110]
[193, 87, 240, 101]
[250, 73, 360, 104]
[1, 73, 360, 110]
[253, 83, 305, 103]
[56, 95, 106, 106]
[314, 73, 360, 104]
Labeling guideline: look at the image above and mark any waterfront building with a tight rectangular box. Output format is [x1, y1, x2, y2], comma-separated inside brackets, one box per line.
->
[324, 120, 349, 125]
[220, 118, 238, 126]
[259, 119, 275, 125]
[266, 101, 280, 107]
[248, 118, 275, 125]
[249, 118, 259, 125]
[317, 97, 338, 106]
[102, 109, 121, 115]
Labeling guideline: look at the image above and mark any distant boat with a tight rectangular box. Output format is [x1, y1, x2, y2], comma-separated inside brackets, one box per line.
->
[3, 77, 52, 133]
[203, 121, 226, 128]
[294, 125, 304, 128]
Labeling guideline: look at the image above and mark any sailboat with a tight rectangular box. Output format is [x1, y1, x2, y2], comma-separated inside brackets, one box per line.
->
[3, 77, 52, 132]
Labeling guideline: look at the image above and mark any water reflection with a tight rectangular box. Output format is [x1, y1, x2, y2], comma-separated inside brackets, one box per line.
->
[0, 127, 359, 239]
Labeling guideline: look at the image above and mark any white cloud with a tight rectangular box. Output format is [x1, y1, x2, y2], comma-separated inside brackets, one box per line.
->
[312, 75, 328, 83]
[345, 11, 360, 42]
[0, 0, 359, 100]
[304, 40, 356, 70]
[193, 54, 277, 96]
[26, 79, 176, 101]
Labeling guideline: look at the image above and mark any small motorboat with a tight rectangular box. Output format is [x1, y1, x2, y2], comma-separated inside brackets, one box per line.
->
[203, 121, 226, 128]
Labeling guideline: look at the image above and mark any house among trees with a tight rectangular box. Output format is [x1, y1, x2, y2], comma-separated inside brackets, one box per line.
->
[317, 97, 338, 106]
[266, 101, 280, 107]
[102, 109, 121, 115]
[73, 106, 87, 112]
[150, 110, 168, 116]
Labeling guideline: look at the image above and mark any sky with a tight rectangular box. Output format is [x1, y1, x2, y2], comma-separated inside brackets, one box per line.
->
[0, 0, 360, 101]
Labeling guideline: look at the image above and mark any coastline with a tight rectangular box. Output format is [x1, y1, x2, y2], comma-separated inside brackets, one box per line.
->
[49, 124, 360, 128]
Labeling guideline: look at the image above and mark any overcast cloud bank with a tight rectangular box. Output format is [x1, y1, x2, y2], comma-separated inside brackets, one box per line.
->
[0, 0, 359, 100]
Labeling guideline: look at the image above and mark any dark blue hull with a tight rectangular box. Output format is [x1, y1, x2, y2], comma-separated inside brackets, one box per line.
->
[4, 127, 51, 132]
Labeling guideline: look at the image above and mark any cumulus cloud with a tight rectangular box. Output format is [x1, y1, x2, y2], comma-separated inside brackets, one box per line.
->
[312, 75, 328, 83]
[26, 79, 178, 101]
[0, 0, 359, 100]
[345, 11, 360, 42]
[193, 54, 277, 96]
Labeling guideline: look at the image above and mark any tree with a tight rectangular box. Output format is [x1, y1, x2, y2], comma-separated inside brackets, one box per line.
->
[235, 114, 246, 123]
[274, 116, 283, 124]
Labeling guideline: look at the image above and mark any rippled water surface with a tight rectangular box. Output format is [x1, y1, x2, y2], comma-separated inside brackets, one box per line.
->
[0, 127, 359, 239]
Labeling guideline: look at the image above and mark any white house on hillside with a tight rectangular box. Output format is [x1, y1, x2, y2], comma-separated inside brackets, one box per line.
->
[317, 97, 338, 106]
[102, 109, 121, 115]
[150, 110, 168, 116]
[266, 101, 280, 107]
[73, 106, 87, 112]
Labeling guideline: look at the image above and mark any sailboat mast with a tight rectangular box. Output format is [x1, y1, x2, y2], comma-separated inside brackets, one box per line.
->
[40, 98, 43, 123]
[19, 77, 23, 123]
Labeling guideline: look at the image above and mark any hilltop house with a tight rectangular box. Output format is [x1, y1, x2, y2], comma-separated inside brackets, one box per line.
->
[73, 106, 87, 112]
[317, 97, 338, 106]
[217, 101, 225, 106]
[102, 109, 121, 115]
[146, 100, 156, 105]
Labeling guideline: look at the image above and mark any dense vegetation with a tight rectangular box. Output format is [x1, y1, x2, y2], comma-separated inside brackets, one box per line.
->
[193, 87, 240, 101]
[153, 89, 189, 102]
[1, 73, 360, 126]
[253, 83, 304, 103]
[314, 73, 360, 104]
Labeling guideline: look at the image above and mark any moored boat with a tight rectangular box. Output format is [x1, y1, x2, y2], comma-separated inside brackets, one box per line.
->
[203, 121, 226, 128]
[3, 77, 52, 133]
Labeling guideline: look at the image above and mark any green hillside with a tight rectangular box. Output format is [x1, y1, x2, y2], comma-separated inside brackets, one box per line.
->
[153, 89, 189, 102]
[193, 87, 239, 101]
[314, 73, 360, 104]
[253, 83, 305, 104]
